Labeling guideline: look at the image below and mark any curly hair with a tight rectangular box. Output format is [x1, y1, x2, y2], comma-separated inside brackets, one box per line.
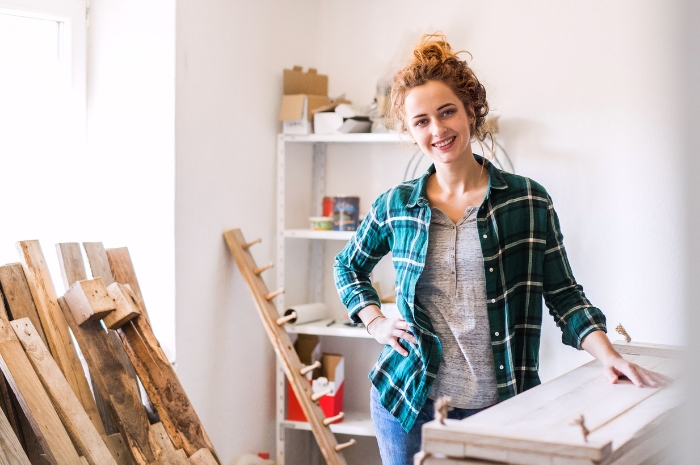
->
[386, 33, 489, 141]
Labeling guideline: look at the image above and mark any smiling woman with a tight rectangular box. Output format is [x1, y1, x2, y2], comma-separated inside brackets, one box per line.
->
[333, 33, 669, 465]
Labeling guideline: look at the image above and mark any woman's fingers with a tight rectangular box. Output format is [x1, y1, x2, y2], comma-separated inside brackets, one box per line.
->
[392, 328, 417, 344]
[637, 368, 658, 388]
[390, 338, 409, 356]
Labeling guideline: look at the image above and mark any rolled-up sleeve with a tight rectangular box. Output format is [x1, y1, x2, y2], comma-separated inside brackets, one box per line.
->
[334, 198, 391, 323]
[542, 196, 607, 349]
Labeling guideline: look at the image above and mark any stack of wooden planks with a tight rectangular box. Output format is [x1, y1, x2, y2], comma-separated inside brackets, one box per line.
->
[0, 240, 220, 465]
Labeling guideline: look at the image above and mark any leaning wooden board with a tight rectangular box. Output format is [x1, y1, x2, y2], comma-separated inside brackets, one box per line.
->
[419, 342, 682, 465]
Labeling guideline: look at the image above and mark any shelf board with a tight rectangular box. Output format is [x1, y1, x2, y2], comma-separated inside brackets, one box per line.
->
[284, 318, 373, 339]
[282, 411, 375, 436]
[283, 229, 355, 240]
[280, 133, 406, 143]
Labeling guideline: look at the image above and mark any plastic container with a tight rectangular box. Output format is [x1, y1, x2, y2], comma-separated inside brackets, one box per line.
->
[234, 452, 275, 465]
[309, 216, 333, 230]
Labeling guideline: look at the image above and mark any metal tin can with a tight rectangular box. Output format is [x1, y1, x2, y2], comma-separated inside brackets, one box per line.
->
[333, 196, 360, 231]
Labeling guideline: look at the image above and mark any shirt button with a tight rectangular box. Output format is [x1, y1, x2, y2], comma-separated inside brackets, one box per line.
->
[500, 365, 504, 370]
[489, 268, 494, 272]
[495, 332, 499, 336]
[483, 234, 488, 239]
[491, 299, 496, 303]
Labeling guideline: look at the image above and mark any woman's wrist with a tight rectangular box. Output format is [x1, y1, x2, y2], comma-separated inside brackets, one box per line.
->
[365, 315, 386, 335]
[357, 304, 384, 335]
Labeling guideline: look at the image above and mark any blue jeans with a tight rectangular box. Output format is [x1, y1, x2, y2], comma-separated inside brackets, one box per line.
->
[370, 386, 486, 465]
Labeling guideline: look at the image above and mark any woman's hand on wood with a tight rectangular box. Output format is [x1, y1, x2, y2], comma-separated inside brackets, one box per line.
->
[367, 316, 417, 357]
[602, 357, 672, 388]
[581, 329, 673, 388]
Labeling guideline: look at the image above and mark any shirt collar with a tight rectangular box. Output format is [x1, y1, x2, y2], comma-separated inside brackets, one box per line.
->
[407, 154, 508, 208]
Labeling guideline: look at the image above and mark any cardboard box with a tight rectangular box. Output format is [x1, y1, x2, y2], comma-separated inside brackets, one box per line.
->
[287, 352, 345, 423]
[279, 66, 330, 134]
[313, 112, 344, 134]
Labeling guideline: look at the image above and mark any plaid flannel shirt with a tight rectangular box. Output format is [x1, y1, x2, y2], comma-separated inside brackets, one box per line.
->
[333, 155, 607, 432]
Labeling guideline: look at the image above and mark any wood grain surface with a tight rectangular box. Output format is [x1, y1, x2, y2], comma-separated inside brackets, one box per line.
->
[12, 318, 117, 465]
[57, 296, 160, 465]
[118, 316, 218, 461]
[16, 241, 101, 432]
[0, 315, 82, 464]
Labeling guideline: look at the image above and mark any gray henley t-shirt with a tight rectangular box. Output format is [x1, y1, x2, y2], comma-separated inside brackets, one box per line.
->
[415, 205, 499, 409]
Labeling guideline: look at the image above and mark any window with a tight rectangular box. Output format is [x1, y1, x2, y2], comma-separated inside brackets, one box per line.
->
[0, 0, 86, 275]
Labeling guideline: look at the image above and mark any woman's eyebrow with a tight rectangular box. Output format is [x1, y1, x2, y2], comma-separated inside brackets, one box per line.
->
[411, 103, 456, 120]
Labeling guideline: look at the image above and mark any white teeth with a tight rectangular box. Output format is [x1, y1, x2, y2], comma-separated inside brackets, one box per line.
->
[433, 137, 455, 148]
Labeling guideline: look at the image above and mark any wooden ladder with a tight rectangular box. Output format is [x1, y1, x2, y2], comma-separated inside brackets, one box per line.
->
[224, 229, 355, 465]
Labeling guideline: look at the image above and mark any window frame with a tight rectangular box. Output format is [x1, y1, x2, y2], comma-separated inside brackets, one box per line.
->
[0, 0, 86, 125]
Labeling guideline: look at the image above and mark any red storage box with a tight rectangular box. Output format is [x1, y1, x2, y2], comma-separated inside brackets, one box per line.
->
[287, 353, 344, 424]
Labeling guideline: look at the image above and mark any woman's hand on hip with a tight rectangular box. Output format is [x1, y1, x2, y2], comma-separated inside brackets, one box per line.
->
[367, 316, 417, 357]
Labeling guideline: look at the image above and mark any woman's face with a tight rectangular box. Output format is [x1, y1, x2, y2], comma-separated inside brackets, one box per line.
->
[403, 80, 474, 166]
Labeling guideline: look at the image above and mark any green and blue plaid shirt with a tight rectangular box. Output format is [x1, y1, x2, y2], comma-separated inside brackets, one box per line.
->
[334, 155, 607, 432]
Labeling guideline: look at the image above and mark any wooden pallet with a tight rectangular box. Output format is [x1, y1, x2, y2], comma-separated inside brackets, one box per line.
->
[224, 228, 355, 465]
[0, 239, 221, 465]
[419, 342, 683, 465]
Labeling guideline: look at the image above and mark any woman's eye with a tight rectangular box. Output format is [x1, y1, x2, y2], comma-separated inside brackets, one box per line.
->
[415, 119, 428, 127]
[442, 109, 456, 117]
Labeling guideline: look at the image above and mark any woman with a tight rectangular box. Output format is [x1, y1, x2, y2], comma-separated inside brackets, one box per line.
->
[333, 33, 667, 465]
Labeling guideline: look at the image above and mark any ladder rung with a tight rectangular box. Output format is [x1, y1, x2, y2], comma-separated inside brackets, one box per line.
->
[312, 388, 332, 402]
[254, 262, 274, 275]
[299, 361, 320, 376]
[242, 238, 262, 249]
[276, 312, 297, 326]
[323, 412, 344, 426]
[335, 439, 356, 452]
[265, 288, 284, 300]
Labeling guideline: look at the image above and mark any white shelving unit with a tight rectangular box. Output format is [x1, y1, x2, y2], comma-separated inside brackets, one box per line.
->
[275, 132, 404, 465]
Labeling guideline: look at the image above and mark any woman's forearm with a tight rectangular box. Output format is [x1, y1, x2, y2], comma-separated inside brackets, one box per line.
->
[580, 330, 621, 364]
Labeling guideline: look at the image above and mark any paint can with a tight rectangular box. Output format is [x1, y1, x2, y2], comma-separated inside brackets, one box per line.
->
[333, 196, 360, 231]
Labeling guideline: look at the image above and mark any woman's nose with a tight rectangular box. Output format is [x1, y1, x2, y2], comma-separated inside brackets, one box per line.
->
[431, 120, 446, 136]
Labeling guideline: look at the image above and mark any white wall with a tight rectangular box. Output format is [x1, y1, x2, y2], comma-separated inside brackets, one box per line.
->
[87, 0, 176, 358]
[174, 0, 319, 462]
[175, 1, 687, 463]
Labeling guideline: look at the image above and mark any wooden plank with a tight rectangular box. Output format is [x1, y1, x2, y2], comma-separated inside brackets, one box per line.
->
[81, 244, 160, 425]
[64, 278, 115, 325]
[225, 229, 347, 465]
[83, 243, 115, 287]
[611, 341, 683, 358]
[57, 296, 160, 465]
[155, 449, 188, 465]
[15, 241, 100, 427]
[0, 292, 22, 441]
[11, 318, 117, 465]
[102, 433, 136, 465]
[105, 247, 151, 322]
[0, 393, 31, 465]
[150, 422, 176, 454]
[0, 263, 48, 347]
[0, 264, 71, 462]
[55, 242, 120, 436]
[117, 315, 219, 460]
[104, 283, 141, 330]
[0, 315, 82, 464]
[56, 244, 88, 293]
[189, 448, 218, 465]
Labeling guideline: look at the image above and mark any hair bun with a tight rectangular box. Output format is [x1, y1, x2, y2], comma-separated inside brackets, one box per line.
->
[412, 33, 460, 65]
